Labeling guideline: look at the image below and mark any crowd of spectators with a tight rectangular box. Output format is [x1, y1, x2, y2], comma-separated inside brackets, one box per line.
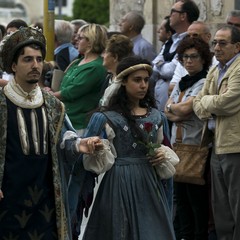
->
[1, 4, 240, 240]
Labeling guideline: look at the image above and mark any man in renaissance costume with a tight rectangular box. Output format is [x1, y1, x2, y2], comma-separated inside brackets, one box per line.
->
[0, 27, 101, 240]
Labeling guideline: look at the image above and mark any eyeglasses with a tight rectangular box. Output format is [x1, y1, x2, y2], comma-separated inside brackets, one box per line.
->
[182, 53, 200, 61]
[211, 40, 232, 48]
[170, 9, 185, 15]
[227, 21, 240, 28]
[77, 35, 87, 41]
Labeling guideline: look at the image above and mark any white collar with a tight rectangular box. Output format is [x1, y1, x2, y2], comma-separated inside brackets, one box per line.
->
[4, 78, 44, 108]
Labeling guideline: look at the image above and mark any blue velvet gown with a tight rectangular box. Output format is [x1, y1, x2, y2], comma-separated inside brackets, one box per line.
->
[82, 108, 176, 240]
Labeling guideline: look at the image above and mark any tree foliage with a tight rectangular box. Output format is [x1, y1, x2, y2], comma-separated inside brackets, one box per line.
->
[73, 0, 109, 25]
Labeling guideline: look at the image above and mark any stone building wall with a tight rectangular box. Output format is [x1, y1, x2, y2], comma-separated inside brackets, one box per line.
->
[109, 0, 236, 52]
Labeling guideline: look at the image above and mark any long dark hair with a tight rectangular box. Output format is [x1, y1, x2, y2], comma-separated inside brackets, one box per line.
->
[104, 56, 156, 142]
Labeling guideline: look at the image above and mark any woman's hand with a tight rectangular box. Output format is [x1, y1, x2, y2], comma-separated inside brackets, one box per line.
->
[0, 190, 3, 200]
[149, 148, 169, 166]
[78, 137, 104, 154]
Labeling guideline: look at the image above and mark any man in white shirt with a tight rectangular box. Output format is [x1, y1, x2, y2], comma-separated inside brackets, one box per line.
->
[152, 0, 199, 111]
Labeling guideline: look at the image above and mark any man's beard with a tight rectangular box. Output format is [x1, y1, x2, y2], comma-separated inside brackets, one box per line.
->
[26, 79, 39, 84]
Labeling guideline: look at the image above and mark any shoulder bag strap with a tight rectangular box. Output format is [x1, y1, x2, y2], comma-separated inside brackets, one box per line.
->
[175, 91, 185, 143]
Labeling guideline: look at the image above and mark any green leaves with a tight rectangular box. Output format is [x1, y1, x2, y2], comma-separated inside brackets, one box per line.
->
[146, 142, 160, 157]
[72, 0, 109, 25]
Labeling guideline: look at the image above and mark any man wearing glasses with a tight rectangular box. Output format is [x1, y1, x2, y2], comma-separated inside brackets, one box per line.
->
[193, 25, 240, 240]
[169, 9, 240, 94]
[152, 0, 199, 111]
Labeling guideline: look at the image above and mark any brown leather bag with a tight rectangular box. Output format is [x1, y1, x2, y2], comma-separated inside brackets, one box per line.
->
[173, 142, 209, 185]
[173, 91, 209, 185]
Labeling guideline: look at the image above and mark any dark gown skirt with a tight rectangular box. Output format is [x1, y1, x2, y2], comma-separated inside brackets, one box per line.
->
[82, 109, 176, 240]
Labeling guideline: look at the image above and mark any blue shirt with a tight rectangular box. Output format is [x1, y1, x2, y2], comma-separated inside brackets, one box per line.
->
[132, 34, 156, 61]
[54, 43, 79, 62]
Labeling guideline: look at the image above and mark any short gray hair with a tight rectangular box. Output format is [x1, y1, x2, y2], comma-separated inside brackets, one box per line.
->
[70, 19, 87, 28]
[227, 10, 240, 18]
[126, 11, 145, 33]
[55, 20, 74, 44]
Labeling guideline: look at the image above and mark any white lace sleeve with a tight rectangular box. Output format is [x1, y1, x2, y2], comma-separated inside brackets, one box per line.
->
[105, 123, 117, 158]
[157, 126, 164, 145]
[82, 123, 117, 174]
[154, 145, 180, 179]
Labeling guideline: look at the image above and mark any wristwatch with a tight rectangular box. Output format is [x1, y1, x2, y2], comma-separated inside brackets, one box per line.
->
[166, 103, 172, 113]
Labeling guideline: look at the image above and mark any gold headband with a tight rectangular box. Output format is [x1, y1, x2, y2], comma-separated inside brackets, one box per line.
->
[116, 64, 153, 81]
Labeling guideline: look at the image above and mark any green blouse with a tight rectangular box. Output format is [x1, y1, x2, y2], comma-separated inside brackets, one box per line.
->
[60, 56, 107, 130]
